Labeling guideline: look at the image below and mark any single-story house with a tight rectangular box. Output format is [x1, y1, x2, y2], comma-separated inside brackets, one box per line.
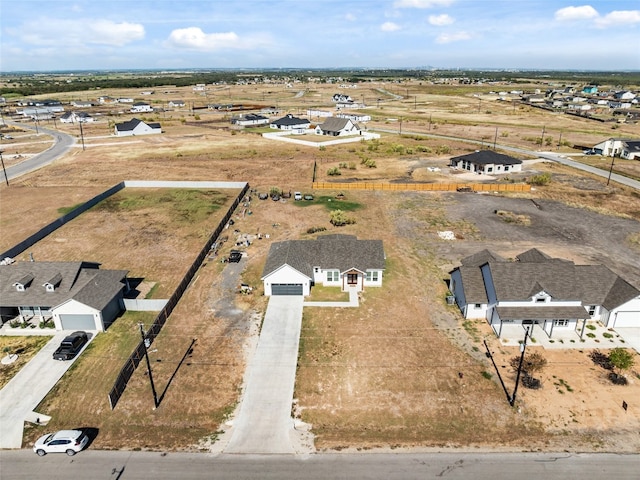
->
[168, 100, 186, 108]
[592, 138, 640, 159]
[59, 111, 94, 124]
[337, 113, 371, 122]
[449, 248, 640, 338]
[0, 261, 129, 331]
[315, 117, 361, 136]
[114, 118, 162, 136]
[270, 114, 310, 133]
[449, 150, 523, 174]
[130, 102, 153, 113]
[232, 113, 269, 126]
[118, 97, 134, 104]
[70, 100, 93, 108]
[261, 234, 385, 296]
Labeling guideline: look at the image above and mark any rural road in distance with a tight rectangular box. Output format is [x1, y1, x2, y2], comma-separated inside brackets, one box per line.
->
[2, 120, 75, 182]
[1, 450, 638, 480]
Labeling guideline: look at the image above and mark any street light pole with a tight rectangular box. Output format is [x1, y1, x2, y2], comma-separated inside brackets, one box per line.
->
[510, 326, 530, 407]
[139, 323, 159, 408]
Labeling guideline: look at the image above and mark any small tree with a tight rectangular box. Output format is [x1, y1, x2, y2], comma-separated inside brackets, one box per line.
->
[329, 209, 355, 227]
[608, 348, 635, 385]
[510, 351, 547, 389]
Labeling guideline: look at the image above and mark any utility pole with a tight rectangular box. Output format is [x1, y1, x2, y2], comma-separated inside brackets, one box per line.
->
[79, 121, 86, 151]
[510, 326, 530, 406]
[540, 125, 546, 147]
[139, 323, 159, 408]
[493, 126, 498, 150]
[0, 150, 8, 186]
[399, 117, 402, 136]
[557, 132, 563, 151]
[607, 152, 615, 186]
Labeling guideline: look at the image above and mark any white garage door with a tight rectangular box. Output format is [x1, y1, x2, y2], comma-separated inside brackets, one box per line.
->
[614, 311, 639, 328]
[59, 314, 96, 330]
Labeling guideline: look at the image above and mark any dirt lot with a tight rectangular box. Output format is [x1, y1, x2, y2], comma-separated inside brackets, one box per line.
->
[2, 79, 640, 453]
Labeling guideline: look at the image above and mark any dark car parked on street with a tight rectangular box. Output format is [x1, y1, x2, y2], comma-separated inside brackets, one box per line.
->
[52, 331, 88, 360]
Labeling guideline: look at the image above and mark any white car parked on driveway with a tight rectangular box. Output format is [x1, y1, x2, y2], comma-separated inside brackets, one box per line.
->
[33, 430, 89, 456]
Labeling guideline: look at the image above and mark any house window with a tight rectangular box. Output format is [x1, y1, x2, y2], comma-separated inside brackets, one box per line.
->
[474, 304, 482, 309]
[365, 271, 379, 282]
[587, 305, 596, 316]
[536, 297, 546, 303]
[347, 273, 358, 285]
[326, 271, 339, 282]
[554, 319, 569, 327]
[487, 167, 493, 173]
[504, 165, 510, 172]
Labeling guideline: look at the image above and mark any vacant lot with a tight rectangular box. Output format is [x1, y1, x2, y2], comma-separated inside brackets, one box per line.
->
[3, 78, 640, 453]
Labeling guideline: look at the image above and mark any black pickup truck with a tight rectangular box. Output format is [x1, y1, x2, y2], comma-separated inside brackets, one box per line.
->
[52, 331, 88, 360]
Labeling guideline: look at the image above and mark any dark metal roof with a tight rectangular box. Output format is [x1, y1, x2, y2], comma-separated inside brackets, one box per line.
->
[450, 150, 523, 166]
[271, 114, 310, 127]
[262, 234, 385, 279]
[0, 261, 128, 310]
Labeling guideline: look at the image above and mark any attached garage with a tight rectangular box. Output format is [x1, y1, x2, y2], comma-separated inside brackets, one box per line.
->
[613, 311, 639, 328]
[59, 313, 97, 330]
[270, 284, 304, 296]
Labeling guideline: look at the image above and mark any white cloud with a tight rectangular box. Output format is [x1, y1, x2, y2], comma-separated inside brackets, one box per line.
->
[435, 31, 471, 43]
[345, 13, 356, 21]
[394, 0, 454, 8]
[381, 22, 401, 32]
[89, 20, 145, 46]
[554, 5, 599, 21]
[428, 14, 454, 26]
[167, 27, 240, 50]
[595, 10, 640, 28]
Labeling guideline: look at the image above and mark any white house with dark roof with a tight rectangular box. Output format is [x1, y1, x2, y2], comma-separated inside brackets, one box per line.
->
[270, 114, 310, 133]
[130, 102, 153, 113]
[449, 150, 523, 174]
[261, 234, 385, 296]
[449, 248, 640, 339]
[114, 118, 162, 136]
[315, 117, 361, 137]
[592, 138, 640, 160]
[0, 261, 129, 331]
[232, 113, 269, 126]
[59, 111, 94, 124]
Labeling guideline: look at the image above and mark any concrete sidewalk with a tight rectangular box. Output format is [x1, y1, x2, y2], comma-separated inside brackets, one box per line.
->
[224, 296, 305, 454]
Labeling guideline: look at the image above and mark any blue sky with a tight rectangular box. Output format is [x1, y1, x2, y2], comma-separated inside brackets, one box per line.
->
[1, 0, 639, 72]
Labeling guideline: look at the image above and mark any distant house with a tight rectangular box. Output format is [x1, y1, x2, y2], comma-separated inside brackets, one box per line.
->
[232, 113, 269, 127]
[592, 138, 640, 159]
[614, 91, 636, 101]
[315, 117, 361, 136]
[114, 118, 162, 137]
[332, 93, 352, 103]
[449, 248, 640, 338]
[98, 96, 117, 104]
[337, 112, 371, 122]
[449, 150, 523, 174]
[307, 109, 333, 118]
[118, 98, 134, 104]
[130, 102, 153, 113]
[270, 114, 310, 133]
[261, 234, 385, 296]
[59, 111, 94, 124]
[0, 261, 129, 331]
[582, 85, 598, 94]
[168, 100, 185, 108]
[71, 100, 93, 108]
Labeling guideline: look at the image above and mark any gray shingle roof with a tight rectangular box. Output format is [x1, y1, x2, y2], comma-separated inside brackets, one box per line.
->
[271, 114, 310, 127]
[0, 261, 128, 310]
[262, 234, 385, 279]
[115, 118, 161, 132]
[496, 306, 589, 320]
[319, 117, 352, 133]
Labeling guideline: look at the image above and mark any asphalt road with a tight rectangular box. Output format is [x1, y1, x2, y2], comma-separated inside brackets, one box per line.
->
[2, 120, 76, 181]
[0, 450, 638, 479]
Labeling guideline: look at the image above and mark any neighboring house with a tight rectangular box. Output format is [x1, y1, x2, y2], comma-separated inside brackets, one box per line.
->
[582, 85, 598, 94]
[71, 100, 93, 108]
[59, 111, 94, 124]
[261, 234, 385, 296]
[168, 100, 186, 108]
[269, 114, 310, 133]
[0, 261, 129, 331]
[114, 118, 162, 136]
[449, 150, 523, 174]
[332, 94, 352, 103]
[232, 113, 269, 126]
[315, 117, 361, 136]
[449, 248, 640, 338]
[98, 96, 117, 104]
[337, 112, 371, 122]
[307, 109, 333, 118]
[118, 98, 134, 104]
[592, 138, 640, 159]
[614, 91, 636, 101]
[130, 102, 153, 113]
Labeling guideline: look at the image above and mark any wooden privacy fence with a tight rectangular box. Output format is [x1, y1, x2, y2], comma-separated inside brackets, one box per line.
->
[108, 183, 250, 410]
[312, 182, 531, 192]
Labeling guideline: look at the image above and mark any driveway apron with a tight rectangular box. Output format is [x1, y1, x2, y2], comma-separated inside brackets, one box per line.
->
[224, 296, 304, 454]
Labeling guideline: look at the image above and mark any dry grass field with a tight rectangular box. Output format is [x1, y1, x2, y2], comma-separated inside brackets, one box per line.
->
[2, 78, 640, 453]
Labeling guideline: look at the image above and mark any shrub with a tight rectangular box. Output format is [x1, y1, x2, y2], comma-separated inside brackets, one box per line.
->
[339, 162, 348, 169]
[586, 324, 596, 330]
[348, 162, 357, 170]
[319, 145, 326, 151]
[362, 158, 377, 168]
[528, 173, 551, 186]
[329, 209, 356, 227]
[603, 332, 614, 339]
[586, 332, 596, 338]
[327, 167, 341, 176]
[306, 226, 327, 234]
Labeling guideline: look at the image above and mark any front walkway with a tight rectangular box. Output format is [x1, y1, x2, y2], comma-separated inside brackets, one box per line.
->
[303, 288, 359, 308]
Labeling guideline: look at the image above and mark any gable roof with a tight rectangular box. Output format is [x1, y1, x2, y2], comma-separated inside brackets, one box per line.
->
[450, 150, 523, 166]
[318, 117, 355, 133]
[262, 234, 385, 279]
[271, 114, 310, 127]
[0, 261, 128, 311]
[115, 118, 161, 132]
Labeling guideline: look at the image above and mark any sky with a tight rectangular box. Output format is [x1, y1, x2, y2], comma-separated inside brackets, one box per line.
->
[1, 0, 639, 72]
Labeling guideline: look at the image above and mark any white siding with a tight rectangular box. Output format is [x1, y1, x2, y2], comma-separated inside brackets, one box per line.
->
[52, 299, 103, 331]
[262, 265, 311, 296]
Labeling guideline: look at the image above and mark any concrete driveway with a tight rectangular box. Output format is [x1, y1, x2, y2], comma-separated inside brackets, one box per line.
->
[0, 331, 94, 449]
[614, 328, 640, 354]
[224, 296, 304, 454]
